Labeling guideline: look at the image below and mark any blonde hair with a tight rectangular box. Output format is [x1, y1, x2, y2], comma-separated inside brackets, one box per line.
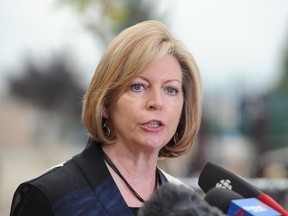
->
[82, 20, 202, 158]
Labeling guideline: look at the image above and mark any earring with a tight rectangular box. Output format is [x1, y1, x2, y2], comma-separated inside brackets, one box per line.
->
[102, 120, 111, 137]
[173, 132, 179, 144]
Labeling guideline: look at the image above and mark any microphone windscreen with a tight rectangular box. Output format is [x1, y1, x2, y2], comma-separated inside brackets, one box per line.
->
[204, 187, 244, 213]
[198, 162, 260, 198]
[138, 183, 224, 216]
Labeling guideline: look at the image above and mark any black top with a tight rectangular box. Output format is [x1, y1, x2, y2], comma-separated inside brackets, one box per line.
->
[10, 139, 168, 216]
[129, 207, 139, 216]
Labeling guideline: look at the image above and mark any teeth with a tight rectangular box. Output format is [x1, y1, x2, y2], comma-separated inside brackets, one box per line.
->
[146, 122, 160, 128]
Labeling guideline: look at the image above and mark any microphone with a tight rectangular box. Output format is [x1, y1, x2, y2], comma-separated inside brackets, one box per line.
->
[138, 183, 225, 216]
[198, 162, 288, 216]
[205, 187, 281, 215]
[204, 187, 244, 213]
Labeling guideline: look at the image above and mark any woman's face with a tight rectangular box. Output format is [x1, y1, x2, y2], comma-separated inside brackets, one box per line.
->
[109, 54, 184, 152]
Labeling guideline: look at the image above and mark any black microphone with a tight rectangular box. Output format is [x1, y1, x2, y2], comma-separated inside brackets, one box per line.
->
[205, 187, 281, 215]
[198, 162, 288, 216]
[204, 187, 244, 213]
[138, 183, 224, 216]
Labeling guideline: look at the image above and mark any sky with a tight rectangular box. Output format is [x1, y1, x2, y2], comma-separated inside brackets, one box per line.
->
[169, 0, 288, 94]
[0, 0, 288, 95]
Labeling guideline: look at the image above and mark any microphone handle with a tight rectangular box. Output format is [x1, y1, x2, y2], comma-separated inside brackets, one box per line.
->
[257, 193, 288, 216]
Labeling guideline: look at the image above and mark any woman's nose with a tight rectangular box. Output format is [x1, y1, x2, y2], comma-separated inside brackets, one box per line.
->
[146, 88, 163, 110]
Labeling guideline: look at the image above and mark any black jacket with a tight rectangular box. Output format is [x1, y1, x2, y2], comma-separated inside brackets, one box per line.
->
[10, 139, 170, 216]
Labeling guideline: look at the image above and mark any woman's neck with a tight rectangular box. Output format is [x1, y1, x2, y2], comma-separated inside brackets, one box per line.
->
[101, 144, 159, 206]
[102, 143, 159, 178]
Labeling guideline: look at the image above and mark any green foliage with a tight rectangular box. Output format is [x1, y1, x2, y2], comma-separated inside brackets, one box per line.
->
[57, 0, 166, 45]
[57, 0, 95, 12]
[274, 45, 288, 92]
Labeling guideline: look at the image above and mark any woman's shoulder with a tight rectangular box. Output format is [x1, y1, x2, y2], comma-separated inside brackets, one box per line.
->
[11, 160, 87, 215]
[14, 159, 85, 203]
[39, 159, 87, 188]
[10, 184, 53, 216]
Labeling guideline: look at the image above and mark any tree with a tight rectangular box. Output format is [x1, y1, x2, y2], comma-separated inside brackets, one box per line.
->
[57, 0, 167, 46]
[8, 53, 85, 120]
[274, 43, 288, 92]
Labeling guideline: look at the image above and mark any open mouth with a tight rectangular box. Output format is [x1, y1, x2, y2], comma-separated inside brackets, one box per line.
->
[145, 121, 163, 128]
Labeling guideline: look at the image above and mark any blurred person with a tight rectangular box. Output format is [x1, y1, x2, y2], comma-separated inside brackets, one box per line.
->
[10, 20, 201, 216]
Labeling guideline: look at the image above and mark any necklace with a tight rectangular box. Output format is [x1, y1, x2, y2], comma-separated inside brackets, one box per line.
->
[101, 148, 158, 203]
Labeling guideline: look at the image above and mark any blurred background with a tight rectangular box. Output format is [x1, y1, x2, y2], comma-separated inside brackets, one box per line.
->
[1, 0, 288, 214]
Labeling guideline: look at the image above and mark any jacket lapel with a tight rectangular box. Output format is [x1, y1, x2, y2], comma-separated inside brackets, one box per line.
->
[72, 139, 133, 216]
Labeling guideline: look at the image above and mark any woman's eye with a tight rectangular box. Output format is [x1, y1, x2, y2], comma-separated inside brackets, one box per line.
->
[165, 87, 178, 95]
[130, 83, 145, 92]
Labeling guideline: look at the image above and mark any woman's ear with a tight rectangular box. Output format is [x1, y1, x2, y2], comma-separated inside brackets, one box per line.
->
[103, 106, 109, 118]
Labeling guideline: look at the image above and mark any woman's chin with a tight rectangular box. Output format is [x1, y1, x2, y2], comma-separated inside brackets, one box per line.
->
[140, 140, 166, 152]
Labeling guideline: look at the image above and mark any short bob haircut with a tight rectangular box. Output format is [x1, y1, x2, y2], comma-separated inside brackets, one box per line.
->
[82, 20, 202, 158]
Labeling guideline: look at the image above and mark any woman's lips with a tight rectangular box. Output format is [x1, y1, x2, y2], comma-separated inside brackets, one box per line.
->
[146, 121, 161, 128]
[140, 120, 165, 131]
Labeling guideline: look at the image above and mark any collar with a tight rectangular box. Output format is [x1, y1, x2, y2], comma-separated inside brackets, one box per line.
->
[72, 138, 132, 215]
[72, 138, 169, 215]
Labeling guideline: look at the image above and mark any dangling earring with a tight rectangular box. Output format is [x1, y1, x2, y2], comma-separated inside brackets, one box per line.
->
[173, 132, 179, 144]
[102, 119, 111, 137]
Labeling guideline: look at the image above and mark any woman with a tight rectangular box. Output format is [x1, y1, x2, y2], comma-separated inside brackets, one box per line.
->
[10, 20, 201, 216]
